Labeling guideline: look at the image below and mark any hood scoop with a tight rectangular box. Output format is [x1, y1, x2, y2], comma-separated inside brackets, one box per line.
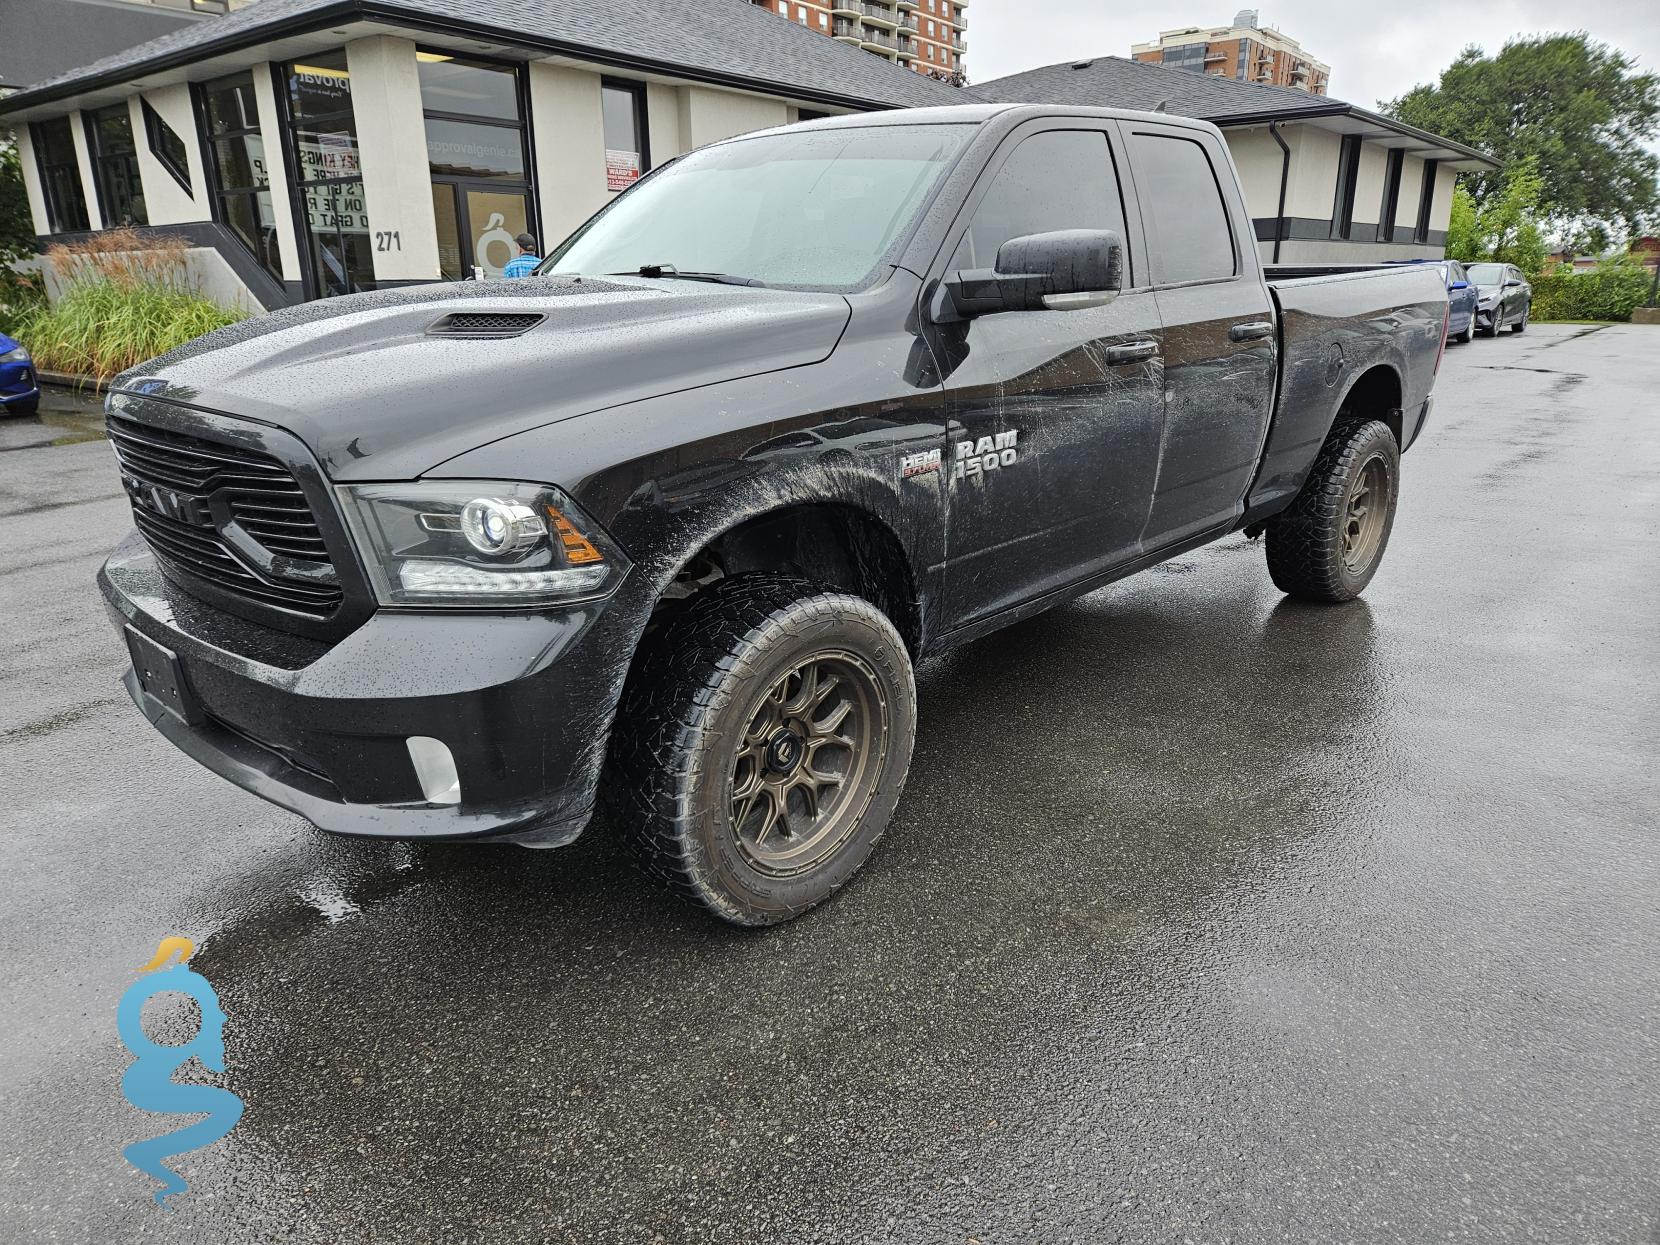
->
[427, 311, 546, 339]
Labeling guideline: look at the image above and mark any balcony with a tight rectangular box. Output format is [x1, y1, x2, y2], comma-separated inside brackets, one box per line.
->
[853, 2, 899, 29]
[831, 0, 861, 14]
[861, 26, 897, 50]
[897, 36, 916, 59]
[897, 0, 918, 8]
[899, 11, 918, 30]
[831, 17, 861, 41]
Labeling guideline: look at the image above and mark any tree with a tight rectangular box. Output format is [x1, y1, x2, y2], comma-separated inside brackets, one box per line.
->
[1442, 161, 1551, 275]
[1383, 33, 1660, 236]
[1444, 185, 1483, 263]
[0, 133, 36, 269]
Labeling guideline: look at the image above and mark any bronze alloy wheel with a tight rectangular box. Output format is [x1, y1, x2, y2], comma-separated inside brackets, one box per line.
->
[727, 651, 887, 876]
[1342, 454, 1392, 574]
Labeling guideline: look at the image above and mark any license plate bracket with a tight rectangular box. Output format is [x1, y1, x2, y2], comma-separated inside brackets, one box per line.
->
[125, 626, 202, 726]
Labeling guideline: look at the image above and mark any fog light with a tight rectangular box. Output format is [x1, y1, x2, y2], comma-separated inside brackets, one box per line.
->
[406, 736, 461, 806]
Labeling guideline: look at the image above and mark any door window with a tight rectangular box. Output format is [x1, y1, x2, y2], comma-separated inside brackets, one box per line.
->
[1128, 131, 1235, 284]
[951, 129, 1128, 280]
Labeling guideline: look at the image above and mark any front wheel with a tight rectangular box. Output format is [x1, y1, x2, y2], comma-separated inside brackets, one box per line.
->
[1457, 316, 1475, 344]
[1264, 419, 1400, 603]
[1510, 302, 1529, 334]
[610, 575, 917, 926]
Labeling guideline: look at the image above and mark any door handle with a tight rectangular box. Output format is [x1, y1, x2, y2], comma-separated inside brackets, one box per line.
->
[1229, 321, 1274, 342]
[1105, 339, 1160, 365]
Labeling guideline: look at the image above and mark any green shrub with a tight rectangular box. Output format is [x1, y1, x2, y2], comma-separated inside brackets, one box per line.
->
[8, 228, 246, 380]
[0, 268, 46, 338]
[1531, 260, 1656, 322]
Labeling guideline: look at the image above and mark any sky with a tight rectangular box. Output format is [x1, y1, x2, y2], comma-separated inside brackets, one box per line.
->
[966, 0, 1660, 114]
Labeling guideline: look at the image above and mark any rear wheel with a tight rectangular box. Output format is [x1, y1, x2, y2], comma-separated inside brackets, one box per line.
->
[1264, 419, 1400, 603]
[610, 575, 916, 926]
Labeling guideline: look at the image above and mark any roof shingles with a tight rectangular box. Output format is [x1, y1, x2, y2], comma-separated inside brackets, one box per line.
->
[0, 0, 963, 113]
[970, 55, 1347, 122]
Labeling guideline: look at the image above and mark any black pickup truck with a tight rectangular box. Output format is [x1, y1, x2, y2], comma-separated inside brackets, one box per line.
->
[100, 104, 1447, 925]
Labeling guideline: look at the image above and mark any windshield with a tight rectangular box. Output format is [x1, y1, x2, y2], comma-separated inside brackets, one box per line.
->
[1466, 263, 1505, 286]
[545, 124, 973, 291]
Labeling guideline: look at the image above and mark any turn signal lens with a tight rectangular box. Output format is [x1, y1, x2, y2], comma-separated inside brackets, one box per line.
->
[546, 505, 605, 565]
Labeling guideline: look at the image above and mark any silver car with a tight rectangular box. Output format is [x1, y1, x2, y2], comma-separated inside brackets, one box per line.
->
[1467, 262, 1532, 336]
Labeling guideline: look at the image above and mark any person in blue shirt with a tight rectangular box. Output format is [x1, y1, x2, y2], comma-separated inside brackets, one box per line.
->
[503, 233, 541, 278]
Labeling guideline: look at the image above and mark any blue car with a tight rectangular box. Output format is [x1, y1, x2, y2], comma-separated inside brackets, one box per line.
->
[1, 331, 41, 416]
[1387, 259, 1478, 343]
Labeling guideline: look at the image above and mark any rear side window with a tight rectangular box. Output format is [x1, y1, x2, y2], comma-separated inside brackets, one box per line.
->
[1128, 131, 1236, 284]
[951, 129, 1129, 282]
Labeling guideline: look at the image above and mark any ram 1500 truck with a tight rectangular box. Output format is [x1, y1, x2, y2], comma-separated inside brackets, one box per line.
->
[99, 104, 1448, 925]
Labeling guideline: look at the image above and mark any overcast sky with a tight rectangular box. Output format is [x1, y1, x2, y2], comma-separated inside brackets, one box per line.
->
[967, 0, 1660, 115]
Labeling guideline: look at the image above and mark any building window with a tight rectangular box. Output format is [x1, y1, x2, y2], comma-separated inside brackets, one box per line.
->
[200, 71, 283, 282]
[1415, 159, 1439, 244]
[418, 51, 534, 280]
[1379, 148, 1405, 243]
[1331, 134, 1362, 240]
[141, 100, 192, 194]
[602, 79, 650, 195]
[28, 116, 89, 233]
[85, 103, 147, 226]
[284, 52, 374, 297]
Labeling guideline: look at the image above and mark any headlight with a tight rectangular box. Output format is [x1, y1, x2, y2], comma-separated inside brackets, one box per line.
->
[337, 480, 630, 607]
[0, 346, 29, 364]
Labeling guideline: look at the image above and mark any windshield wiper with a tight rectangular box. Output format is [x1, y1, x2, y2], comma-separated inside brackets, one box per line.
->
[610, 264, 765, 287]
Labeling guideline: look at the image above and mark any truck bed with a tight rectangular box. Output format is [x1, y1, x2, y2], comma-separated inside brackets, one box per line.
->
[1247, 263, 1449, 523]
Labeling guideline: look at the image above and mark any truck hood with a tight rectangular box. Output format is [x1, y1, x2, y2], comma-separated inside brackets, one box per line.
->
[114, 277, 852, 481]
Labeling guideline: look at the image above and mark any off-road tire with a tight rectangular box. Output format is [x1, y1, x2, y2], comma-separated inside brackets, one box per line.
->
[610, 574, 916, 926]
[1264, 419, 1400, 603]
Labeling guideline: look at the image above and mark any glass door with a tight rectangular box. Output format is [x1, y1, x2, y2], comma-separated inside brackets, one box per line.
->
[433, 183, 531, 279]
[418, 52, 535, 281]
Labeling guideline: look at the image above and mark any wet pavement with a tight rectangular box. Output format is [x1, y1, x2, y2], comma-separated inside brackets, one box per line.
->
[1, 324, 1656, 1243]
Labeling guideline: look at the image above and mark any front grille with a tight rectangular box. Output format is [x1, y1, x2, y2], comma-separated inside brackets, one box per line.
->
[109, 414, 343, 617]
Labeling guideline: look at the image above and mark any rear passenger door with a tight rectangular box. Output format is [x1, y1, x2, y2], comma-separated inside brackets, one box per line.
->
[930, 122, 1164, 634]
[1125, 125, 1278, 547]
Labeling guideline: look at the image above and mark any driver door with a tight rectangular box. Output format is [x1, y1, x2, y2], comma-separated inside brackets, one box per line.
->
[930, 122, 1164, 635]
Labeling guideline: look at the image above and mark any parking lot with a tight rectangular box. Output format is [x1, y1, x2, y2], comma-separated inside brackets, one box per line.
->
[1, 321, 1656, 1244]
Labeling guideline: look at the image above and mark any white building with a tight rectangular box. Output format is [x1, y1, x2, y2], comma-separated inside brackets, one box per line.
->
[0, 0, 957, 309]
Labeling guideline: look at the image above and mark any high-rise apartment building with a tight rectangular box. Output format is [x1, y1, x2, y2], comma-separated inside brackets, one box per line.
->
[752, 0, 967, 80]
[1131, 10, 1328, 95]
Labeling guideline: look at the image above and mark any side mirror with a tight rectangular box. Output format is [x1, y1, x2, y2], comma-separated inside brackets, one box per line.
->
[932, 229, 1123, 322]
[1449, 279, 1469, 290]
[1503, 278, 1522, 288]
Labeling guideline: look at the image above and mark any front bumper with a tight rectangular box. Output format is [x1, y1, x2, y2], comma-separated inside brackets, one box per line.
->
[0, 362, 39, 408]
[1476, 306, 1499, 330]
[100, 531, 638, 846]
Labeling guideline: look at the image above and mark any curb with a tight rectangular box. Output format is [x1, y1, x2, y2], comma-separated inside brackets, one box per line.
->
[39, 370, 109, 392]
